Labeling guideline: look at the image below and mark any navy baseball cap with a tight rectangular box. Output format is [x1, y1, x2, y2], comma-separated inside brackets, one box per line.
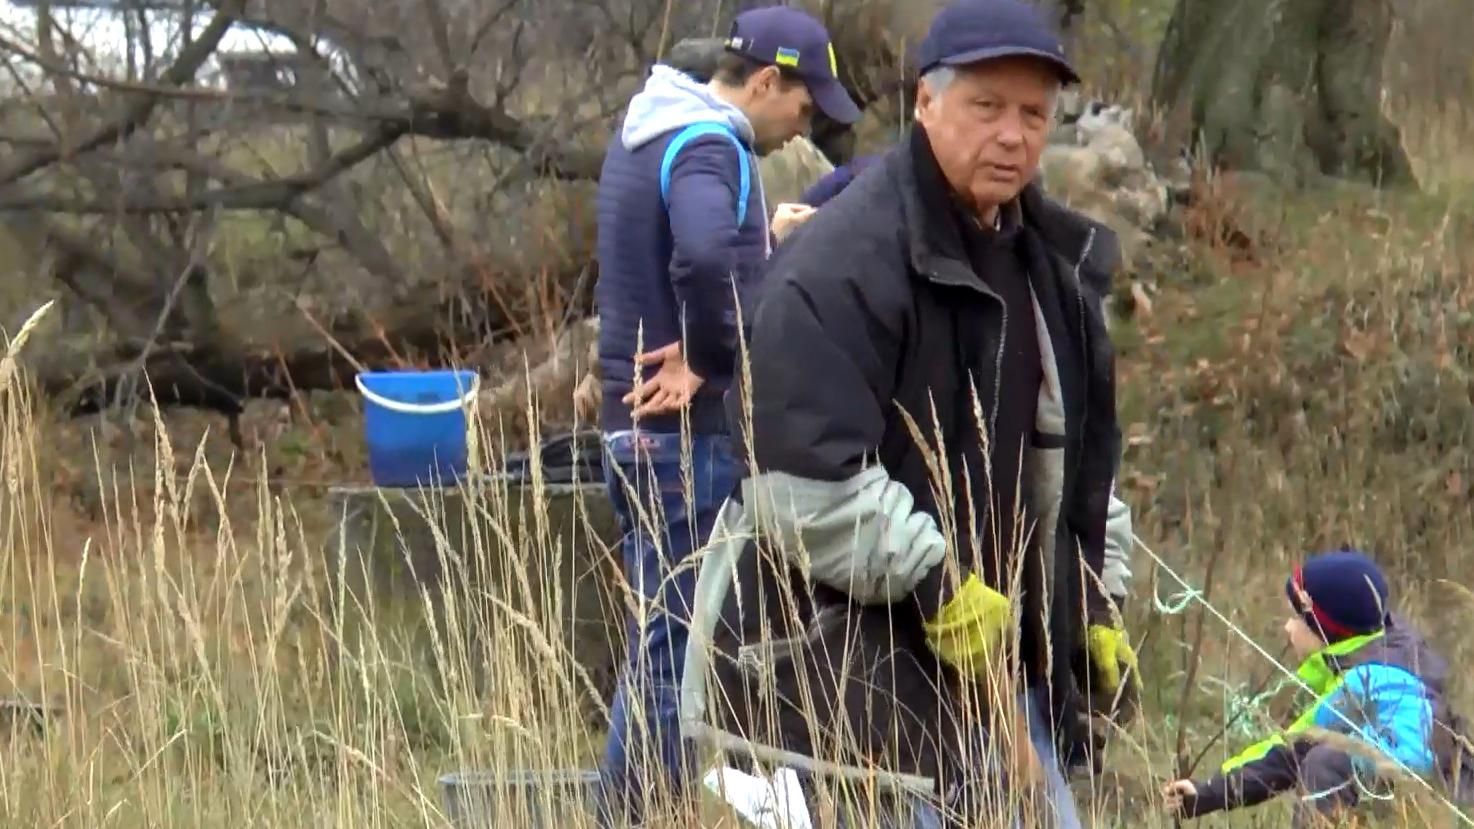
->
[724, 6, 861, 125]
[917, 0, 1080, 85]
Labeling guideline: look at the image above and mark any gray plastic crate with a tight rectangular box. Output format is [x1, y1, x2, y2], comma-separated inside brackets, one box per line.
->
[438, 769, 601, 828]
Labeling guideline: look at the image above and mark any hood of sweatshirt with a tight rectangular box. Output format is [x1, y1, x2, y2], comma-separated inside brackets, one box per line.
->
[621, 64, 757, 151]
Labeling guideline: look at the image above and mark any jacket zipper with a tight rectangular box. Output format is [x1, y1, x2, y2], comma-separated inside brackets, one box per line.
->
[1073, 227, 1097, 430]
[1075, 227, 1096, 335]
[989, 293, 1006, 439]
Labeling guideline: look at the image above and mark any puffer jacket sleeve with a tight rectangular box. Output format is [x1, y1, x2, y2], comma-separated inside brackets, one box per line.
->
[665, 135, 750, 382]
[798, 165, 855, 208]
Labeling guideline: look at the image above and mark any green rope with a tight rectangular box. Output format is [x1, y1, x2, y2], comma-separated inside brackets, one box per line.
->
[1199, 675, 1295, 741]
[1153, 581, 1200, 615]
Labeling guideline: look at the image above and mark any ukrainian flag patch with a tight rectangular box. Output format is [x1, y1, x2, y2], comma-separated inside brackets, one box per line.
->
[775, 47, 801, 67]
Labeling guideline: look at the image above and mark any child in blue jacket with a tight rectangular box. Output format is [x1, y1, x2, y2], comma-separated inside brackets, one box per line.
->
[1164, 549, 1473, 826]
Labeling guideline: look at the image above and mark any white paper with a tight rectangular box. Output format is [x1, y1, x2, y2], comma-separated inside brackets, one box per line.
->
[701, 764, 814, 829]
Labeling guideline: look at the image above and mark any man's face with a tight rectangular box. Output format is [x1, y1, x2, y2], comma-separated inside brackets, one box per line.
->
[915, 57, 1057, 213]
[744, 65, 814, 155]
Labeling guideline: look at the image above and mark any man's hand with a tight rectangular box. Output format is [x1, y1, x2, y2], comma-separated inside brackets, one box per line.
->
[1086, 623, 1141, 724]
[771, 202, 816, 243]
[622, 341, 704, 418]
[922, 573, 1012, 678]
[1162, 779, 1196, 814]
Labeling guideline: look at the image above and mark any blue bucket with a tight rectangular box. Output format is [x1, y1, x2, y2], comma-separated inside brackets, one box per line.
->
[356, 369, 480, 488]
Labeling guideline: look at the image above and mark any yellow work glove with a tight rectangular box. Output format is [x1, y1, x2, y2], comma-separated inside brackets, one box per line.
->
[922, 573, 1012, 678]
[1086, 623, 1141, 723]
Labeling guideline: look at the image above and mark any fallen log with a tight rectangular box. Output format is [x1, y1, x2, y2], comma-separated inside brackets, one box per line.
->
[20, 247, 594, 421]
[39, 330, 444, 418]
[26, 307, 602, 459]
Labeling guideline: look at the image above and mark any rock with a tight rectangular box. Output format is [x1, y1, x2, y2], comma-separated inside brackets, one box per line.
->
[664, 37, 723, 83]
[1080, 124, 1146, 175]
[1055, 89, 1086, 124]
[1041, 107, 1170, 270]
[1049, 123, 1080, 146]
[757, 135, 836, 209]
[474, 316, 600, 446]
[1163, 154, 1195, 205]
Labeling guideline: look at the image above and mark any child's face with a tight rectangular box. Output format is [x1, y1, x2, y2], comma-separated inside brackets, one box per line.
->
[1284, 615, 1324, 659]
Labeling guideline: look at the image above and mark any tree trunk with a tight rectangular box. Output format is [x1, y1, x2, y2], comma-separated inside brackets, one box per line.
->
[1152, 0, 1415, 187]
[1038, 0, 1087, 54]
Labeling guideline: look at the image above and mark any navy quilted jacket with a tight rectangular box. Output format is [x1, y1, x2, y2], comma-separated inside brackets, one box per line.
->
[798, 154, 881, 207]
[595, 65, 771, 435]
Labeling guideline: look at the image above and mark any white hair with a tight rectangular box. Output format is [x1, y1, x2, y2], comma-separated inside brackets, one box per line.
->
[920, 65, 956, 95]
[916, 63, 1062, 121]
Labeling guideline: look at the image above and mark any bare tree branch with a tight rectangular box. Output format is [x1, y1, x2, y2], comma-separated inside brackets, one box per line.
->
[172, 145, 411, 287]
[0, 125, 404, 212]
[398, 74, 604, 178]
[0, 33, 602, 179]
[419, 0, 457, 79]
[8, 210, 157, 336]
[0, 0, 677, 416]
[467, 0, 521, 58]
[0, 0, 248, 187]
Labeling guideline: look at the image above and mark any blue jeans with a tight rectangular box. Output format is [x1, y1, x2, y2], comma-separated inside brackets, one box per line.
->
[595, 430, 739, 825]
[1021, 687, 1086, 829]
[825, 689, 1083, 829]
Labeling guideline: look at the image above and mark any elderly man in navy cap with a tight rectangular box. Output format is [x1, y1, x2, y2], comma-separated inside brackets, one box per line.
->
[593, 4, 858, 825]
[680, 0, 1137, 825]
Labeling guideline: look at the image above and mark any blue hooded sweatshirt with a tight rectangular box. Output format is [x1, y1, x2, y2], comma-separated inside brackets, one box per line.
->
[595, 65, 771, 435]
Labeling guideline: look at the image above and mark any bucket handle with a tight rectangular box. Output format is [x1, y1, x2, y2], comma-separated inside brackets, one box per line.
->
[355, 373, 481, 415]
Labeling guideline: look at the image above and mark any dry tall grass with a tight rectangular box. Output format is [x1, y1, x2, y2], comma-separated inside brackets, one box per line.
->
[3, 92, 1474, 829]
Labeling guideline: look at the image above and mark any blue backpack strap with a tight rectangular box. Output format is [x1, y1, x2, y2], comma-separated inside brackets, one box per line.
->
[659, 122, 750, 227]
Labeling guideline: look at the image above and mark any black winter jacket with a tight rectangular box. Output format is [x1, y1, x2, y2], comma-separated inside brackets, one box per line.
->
[680, 125, 1123, 797]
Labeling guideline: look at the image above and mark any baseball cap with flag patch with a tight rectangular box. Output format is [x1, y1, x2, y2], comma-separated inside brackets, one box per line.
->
[723, 6, 861, 125]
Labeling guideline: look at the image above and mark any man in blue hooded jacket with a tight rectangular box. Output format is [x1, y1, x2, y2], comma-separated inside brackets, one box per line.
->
[592, 6, 860, 822]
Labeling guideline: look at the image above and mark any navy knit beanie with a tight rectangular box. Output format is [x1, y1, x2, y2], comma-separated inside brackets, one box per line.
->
[1285, 549, 1390, 642]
